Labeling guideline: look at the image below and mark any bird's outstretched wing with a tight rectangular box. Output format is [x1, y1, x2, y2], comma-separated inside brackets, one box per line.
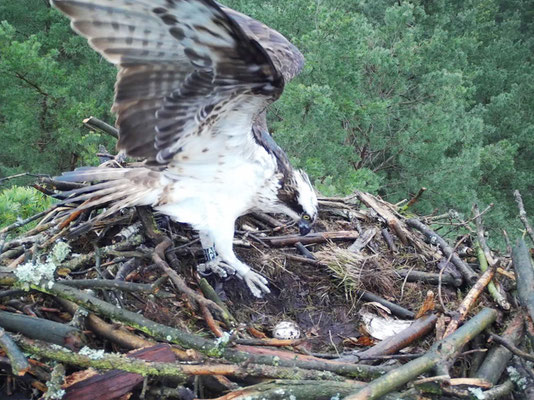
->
[52, 0, 303, 164]
[221, 7, 304, 83]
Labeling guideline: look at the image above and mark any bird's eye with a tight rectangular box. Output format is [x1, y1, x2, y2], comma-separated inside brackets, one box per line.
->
[302, 214, 311, 220]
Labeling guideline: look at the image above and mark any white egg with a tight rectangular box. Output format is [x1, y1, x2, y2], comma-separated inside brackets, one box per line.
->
[272, 321, 300, 340]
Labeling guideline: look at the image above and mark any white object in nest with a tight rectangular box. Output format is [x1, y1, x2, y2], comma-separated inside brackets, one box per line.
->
[360, 311, 412, 341]
[272, 321, 300, 340]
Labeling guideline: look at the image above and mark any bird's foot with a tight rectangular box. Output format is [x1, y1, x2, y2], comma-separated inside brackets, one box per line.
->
[197, 256, 236, 278]
[240, 269, 270, 298]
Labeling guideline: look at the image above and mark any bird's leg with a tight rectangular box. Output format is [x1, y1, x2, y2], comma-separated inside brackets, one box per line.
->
[197, 231, 235, 278]
[210, 225, 270, 298]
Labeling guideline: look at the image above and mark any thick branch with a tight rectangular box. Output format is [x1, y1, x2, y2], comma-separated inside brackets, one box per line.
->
[0, 327, 29, 375]
[512, 239, 534, 322]
[83, 116, 119, 139]
[0, 310, 84, 350]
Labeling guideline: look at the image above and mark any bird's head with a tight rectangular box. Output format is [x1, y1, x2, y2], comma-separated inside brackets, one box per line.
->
[277, 169, 318, 235]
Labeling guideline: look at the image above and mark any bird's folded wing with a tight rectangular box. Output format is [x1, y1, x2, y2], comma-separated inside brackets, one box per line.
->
[52, 0, 290, 163]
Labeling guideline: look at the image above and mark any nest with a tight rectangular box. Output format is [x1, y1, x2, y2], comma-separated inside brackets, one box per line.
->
[0, 181, 530, 400]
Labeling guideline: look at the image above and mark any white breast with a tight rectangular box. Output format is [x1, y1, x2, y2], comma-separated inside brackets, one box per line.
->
[154, 143, 277, 231]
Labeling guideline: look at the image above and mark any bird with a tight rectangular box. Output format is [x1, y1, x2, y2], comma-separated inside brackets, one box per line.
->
[51, 0, 318, 298]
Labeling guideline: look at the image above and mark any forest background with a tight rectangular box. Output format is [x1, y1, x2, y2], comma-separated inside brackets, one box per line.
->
[1, 0, 533, 248]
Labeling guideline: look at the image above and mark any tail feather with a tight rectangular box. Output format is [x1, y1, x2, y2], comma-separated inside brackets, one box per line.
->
[56, 167, 164, 218]
[59, 180, 117, 198]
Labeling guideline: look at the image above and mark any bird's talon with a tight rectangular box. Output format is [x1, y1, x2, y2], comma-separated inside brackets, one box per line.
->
[242, 270, 270, 298]
[198, 256, 236, 279]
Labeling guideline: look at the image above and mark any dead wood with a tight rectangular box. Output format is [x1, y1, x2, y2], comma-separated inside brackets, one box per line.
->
[0, 327, 29, 376]
[17, 337, 349, 384]
[514, 190, 534, 244]
[0, 310, 84, 350]
[234, 337, 304, 347]
[406, 218, 478, 284]
[343, 307, 498, 400]
[232, 345, 389, 380]
[200, 301, 224, 338]
[474, 204, 510, 310]
[348, 228, 377, 253]
[263, 231, 359, 247]
[396, 269, 462, 287]
[355, 191, 415, 248]
[44, 363, 66, 400]
[480, 379, 514, 400]
[475, 313, 525, 384]
[251, 211, 285, 228]
[476, 247, 510, 310]
[380, 228, 397, 252]
[211, 379, 366, 400]
[61, 278, 165, 295]
[512, 238, 534, 322]
[0, 246, 24, 262]
[295, 241, 316, 259]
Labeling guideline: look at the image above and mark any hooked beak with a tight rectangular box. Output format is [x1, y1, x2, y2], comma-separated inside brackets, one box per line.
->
[298, 218, 312, 236]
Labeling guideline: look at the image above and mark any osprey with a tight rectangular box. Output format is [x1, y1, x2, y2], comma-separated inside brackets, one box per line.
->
[52, 0, 318, 297]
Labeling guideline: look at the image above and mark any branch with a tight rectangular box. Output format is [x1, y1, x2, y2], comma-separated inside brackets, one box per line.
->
[356, 290, 415, 320]
[0, 310, 84, 350]
[514, 190, 534, 244]
[83, 116, 119, 139]
[400, 187, 426, 212]
[263, 231, 359, 247]
[396, 269, 462, 287]
[442, 262, 497, 338]
[0, 327, 29, 376]
[152, 237, 225, 317]
[512, 239, 534, 322]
